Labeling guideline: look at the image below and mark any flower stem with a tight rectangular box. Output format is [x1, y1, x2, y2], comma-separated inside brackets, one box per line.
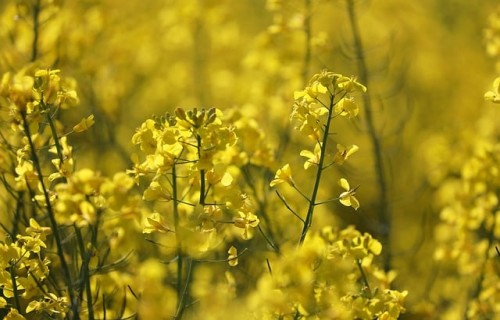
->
[20, 111, 79, 319]
[75, 225, 95, 320]
[172, 163, 186, 319]
[9, 264, 21, 313]
[302, 0, 312, 85]
[346, 0, 391, 271]
[356, 259, 372, 297]
[30, 0, 41, 62]
[298, 94, 335, 246]
[196, 134, 206, 205]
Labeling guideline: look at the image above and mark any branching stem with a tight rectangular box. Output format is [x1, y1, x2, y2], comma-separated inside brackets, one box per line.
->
[298, 94, 335, 246]
[346, 0, 391, 271]
[20, 111, 79, 319]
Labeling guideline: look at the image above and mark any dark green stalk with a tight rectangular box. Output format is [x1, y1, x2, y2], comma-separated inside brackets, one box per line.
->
[20, 111, 79, 319]
[31, 0, 41, 62]
[75, 226, 94, 320]
[258, 224, 279, 253]
[242, 166, 280, 253]
[298, 94, 335, 246]
[172, 163, 185, 319]
[196, 134, 206, 205]
[346, 0, 391, 271]
[175, 258, 193, 320]
[193, 1, 206, 106]
[302, 0, 312, 85]
[274, 0, 314, 163]
[356, 259, 372, 297]
[42, 99, 65, 166]
[9, 264, 21, 313]
[79, 210, 101, 320]
[12, 191, 24, 237]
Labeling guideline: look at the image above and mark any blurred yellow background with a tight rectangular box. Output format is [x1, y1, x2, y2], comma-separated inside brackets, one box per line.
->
[0, 0, 498, 318]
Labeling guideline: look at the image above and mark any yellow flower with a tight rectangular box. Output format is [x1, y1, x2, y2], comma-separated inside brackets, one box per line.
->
[73, 114, 95, 133]
[25, 218, 52, 240]
[5, 308, 26, 320]
[294, 82, 328, 102]
[338, 178, 360, 210]
[484, 77, 500, 103]
[143, 212, 173, 234]
[300, 143, 322, 170]
[336, 76, 367, 93]
[233, 211, 260, 240]
[333, 144, 359, 165]
[270, 163, 295, 187]
[335, 97, 359, 118]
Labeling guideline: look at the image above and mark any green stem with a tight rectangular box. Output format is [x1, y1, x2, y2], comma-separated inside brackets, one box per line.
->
[346, 0, 391, 271]
[20, 111, 79, 319]
[43, 100, 65, 165]
[274, 0, 313, 163]
[31, 0, 41, 62]
[243, 166, 280, 253]
[356, 259, 372, 297]
[298, 94, 335, 246]
[302, 0, 312, 85]
[75, 225, 94, 320]
[9, 264, 21, 313]
[175, 258, 193, 320]
[172, 163, 185, 318]
[196, 134, 206, 205]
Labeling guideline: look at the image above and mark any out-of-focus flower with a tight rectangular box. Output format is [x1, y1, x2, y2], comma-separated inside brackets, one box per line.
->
[338, 178, 360, 210]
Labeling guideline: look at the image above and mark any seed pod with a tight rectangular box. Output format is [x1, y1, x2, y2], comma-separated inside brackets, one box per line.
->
[205, 108, 217, 124]
[175, 107, 186, 120]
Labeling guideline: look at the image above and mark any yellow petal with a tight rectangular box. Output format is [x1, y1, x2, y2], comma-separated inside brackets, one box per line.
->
[339, 178, 350, 191]
[351, 196, 360, 210]
[220, 172, 233, 187]
[73, 115, 95, 133]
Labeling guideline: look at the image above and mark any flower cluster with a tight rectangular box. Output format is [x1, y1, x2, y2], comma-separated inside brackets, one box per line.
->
[0, 220, 67, 319]
[130, 107, 260, 243]
[246, 226, 407, 319]
[433, 140, 499, 319]
[271, 70, 364, 247]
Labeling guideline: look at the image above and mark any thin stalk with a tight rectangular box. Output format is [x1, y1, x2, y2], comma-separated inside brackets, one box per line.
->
[275, 0, 314, 162]
[302, 0, 312, 85]
[20, 111, 79, 319]
[276, 190, 304, 223]
[12, 191, 24, 237]
[31, 0, 41, 62]
[172, 163, 185, 318]
[75, 226, 94, 320]
[193, 0, 206, 106]
[9, 264, 21, 313]
[258, 225, 279, 252]
[242, 166, 280, 253]
[298, 94, 335, 246]
[346, 0, 391, 271]
[356, 259, 372, 297]
[42, 99, 65, 165]
[196, 134, 206, 205]
[175, 258, 193, 320]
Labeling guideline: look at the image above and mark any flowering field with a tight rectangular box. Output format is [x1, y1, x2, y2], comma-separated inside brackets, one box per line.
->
[0, 0, 499, 319]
